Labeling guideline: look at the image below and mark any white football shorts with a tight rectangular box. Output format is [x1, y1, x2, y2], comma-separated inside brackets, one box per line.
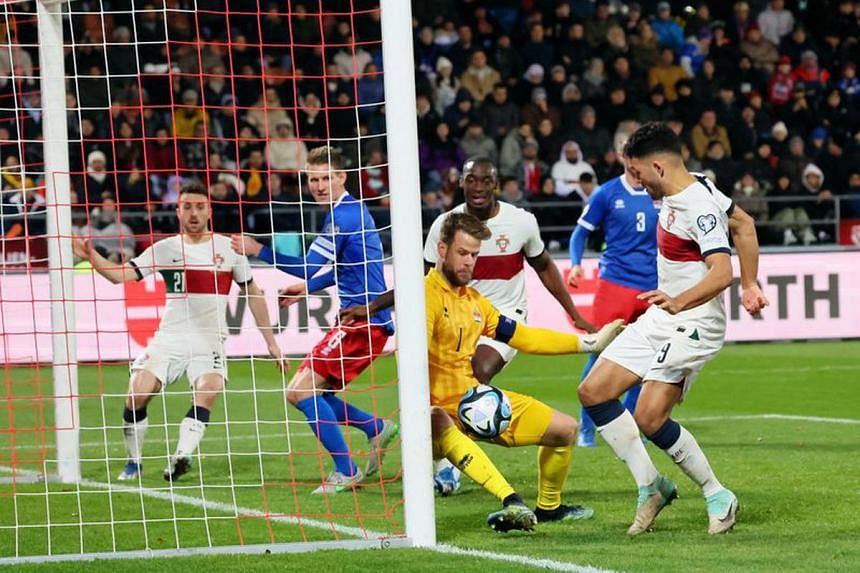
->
[600, 308, 724, 398]
[131, 333, 227, 387]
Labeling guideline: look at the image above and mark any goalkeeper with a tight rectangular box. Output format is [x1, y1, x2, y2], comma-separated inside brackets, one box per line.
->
[342, 212, 623, 532]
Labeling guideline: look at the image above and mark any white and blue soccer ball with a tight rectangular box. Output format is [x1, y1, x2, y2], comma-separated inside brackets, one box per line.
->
[457, 384, 512, 439]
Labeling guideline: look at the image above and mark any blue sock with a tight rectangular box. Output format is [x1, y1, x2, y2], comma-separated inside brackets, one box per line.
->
[321, 393, 383, 438]
[583, 399, 626, 427]
[647, 418, 681, 450]
[578, 354, 599, 437]
[623, 383, 642, 415]
[295, 396, 357, 477]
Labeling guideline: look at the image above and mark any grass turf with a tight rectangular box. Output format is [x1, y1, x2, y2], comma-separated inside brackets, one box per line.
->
[2, 341, 859, 572]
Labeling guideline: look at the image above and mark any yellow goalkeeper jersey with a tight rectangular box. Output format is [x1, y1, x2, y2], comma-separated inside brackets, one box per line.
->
[425, 268, 512, 407]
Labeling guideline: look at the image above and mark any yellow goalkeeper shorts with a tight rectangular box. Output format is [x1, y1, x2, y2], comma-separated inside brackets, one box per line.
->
[440, 389, 554, 448]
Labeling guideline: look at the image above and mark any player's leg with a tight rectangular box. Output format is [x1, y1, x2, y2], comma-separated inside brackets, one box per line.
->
[315, 325, 397, 477]
[430, 406, 536, 532]
[576, 353, 599, 447]
[164, 372, 224, 482]
[119, 368, 162, 480]
[287, 367, 362, 492]
[637, 343, 737, 534]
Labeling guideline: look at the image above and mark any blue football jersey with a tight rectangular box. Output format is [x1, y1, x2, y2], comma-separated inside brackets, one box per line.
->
[577, 175, 659, 291]
[319, 194, 393, 332]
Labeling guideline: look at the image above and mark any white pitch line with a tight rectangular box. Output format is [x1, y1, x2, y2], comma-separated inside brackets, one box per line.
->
[0, 465, 621, 573]
[680, 413, 860, 425]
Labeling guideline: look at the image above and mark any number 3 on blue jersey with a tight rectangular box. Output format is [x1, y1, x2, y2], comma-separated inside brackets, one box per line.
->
[636, 211, 646, 232]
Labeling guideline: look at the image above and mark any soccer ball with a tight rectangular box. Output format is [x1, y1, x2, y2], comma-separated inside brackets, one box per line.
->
[457, 385, 512, 439]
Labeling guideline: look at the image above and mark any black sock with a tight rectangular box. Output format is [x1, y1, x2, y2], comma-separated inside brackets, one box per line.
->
[502, 493, 524, 507]
[123, 406, 148, 424]
[185, 405, 211, 425]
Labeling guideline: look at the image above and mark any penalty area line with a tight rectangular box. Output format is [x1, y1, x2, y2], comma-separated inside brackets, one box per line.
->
[679, 413, 860, 425]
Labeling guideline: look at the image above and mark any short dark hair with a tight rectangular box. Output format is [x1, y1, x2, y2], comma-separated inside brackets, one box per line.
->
[440, 212, 491, 245]
[580, 172, 594, 183]
[623, 122, 682, 158]
[307, 145, 345, 170]
[179, 182, 209, 198]
[462, 156, 498, 177]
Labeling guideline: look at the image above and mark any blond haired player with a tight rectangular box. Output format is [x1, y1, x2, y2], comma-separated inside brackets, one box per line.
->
[73, 183, 285, 482]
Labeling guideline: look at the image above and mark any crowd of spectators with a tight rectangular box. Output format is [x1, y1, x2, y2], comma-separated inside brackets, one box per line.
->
[0, 0, 859, 262]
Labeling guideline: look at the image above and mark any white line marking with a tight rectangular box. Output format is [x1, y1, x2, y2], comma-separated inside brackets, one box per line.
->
[433, 544, 620, 573]
[680, 413, 860, 425]
[9, 431, 314, 451]
[0, 465, 621, 572]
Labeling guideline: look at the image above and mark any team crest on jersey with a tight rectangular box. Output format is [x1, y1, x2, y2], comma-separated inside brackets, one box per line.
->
[213, 253, 225, 267]
[495, 234, 510, 253]
[472, 307, 483, 322]
[666, 208, 676, 229]
[614, 199, 625, 209]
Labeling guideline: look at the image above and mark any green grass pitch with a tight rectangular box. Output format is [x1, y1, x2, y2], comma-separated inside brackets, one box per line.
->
[2, 341, 859, 572]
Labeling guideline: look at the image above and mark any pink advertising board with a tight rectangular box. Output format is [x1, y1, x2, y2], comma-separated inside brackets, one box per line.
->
[1, 251, 858, 364]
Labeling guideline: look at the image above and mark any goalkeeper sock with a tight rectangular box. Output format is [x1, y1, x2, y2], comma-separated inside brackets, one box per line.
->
[321, 392, 384, 438]
[588, 401, 659, 487]
[650, 420, 724, 498]
[536, 445, 572, 510]
[435, 425, 515, 502]
[175, 405, 210, 459]
[296, 395, 358, 477]
[122, 406, 149, 464]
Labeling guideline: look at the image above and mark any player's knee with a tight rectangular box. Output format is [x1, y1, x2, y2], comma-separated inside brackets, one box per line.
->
[632, 407, 664, 436]
[430, 406, 453, 437]
[544, 414, 577, 446]
[577, 381, 599, 407]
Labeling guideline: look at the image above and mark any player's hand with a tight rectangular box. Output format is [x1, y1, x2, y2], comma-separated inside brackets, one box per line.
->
[278, 283, 307, 308]
[572, 314, 597, 333]
[741, 284, 769, 317]
[339, 305, 369, 326]
[638, 289, 682, 315]
[567, 265, 584, 288]
[268, 342, 290, 373]
[71, 237, 93, 260]
[231, 234, 263, 257]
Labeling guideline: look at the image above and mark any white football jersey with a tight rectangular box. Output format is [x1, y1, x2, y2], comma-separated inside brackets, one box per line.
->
[129, 234, 252, 339]
[424, 202, 545, 318]
[652, 175, 733, 336]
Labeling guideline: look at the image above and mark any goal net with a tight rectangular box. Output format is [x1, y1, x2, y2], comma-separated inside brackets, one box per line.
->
[0, 0, 432, 563]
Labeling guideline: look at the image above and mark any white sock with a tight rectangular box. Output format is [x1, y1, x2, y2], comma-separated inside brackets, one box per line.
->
[597, 409, 659, 487]
[433, 457, 455, 474]
[665, 425, 724, 498]
[175, 417, 207, 458]
[123, 418, 149, 465]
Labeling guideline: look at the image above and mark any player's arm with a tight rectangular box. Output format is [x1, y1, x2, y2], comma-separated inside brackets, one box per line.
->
[527, 250, 595, 332]
[240, 279, 288, 372]
[339, 288, 394, 324]
[231, 234, 330, 280]
[72, 236, 141, 283]
[728, 205, 769, 315]
[567, 225, 591, 287]
[638, 252, 733, 314]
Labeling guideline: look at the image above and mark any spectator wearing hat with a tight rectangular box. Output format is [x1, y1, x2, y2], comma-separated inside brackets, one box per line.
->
[770, 121, 790, 157]
[758, 0, 795, 46]
[690, 109, 732, 160]
[432, 57, 459, 115]
[172, 89, 208, 138]
[512, 137, 549, 197]
[516, 63, 546, 106]
[648, 46, 689, 102]
[558, 22, 592, 77]
[459, 50, 501, 104]
[767, 55, 795, 108]
[651, 1, 684, 52]
[81, 150, 115, 205]
[546, 65, 571, 107]
[800, 163, 835, 242]
[569, 106, 611, 165]
[808, 127, 829, 159]
[792, 50, 830, 96]
[521, 87, 560, 132]
[581, 57, 608, 101]
[559, 82, 585, 134]
[551, 140, 597, 199]
[740, 23, 779, 75]
[480, 83, 519, 142]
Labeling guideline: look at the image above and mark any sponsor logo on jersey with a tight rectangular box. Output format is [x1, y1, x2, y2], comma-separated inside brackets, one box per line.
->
[495, 234, 510, 253]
